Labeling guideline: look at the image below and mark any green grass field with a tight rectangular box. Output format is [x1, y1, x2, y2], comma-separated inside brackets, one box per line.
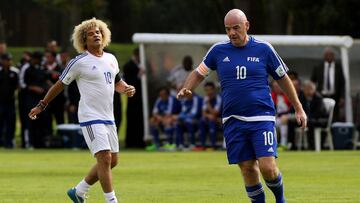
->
[0, 150, 359, 203]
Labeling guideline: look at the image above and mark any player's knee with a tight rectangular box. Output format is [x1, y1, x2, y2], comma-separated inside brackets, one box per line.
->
[96, 151, 112, 167]
[239, 164, 259, 178]
[111, 156, 118, 168]
[259, 163, 278, 180]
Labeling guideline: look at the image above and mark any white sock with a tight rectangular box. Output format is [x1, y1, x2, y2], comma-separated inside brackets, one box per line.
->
[75, 179, 91, 198]
[104, 191, 118, 203]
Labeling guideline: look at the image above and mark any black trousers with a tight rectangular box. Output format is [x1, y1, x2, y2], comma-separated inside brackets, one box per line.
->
[0, 102, 16, 148]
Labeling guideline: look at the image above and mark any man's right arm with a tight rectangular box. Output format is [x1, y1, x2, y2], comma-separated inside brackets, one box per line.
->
[177, 70, 205, 99]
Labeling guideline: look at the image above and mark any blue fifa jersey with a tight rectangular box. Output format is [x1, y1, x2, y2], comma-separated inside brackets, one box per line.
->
[180, 94, 203, 119]
[197, 36, 288, 123]
[152, 95, 180, 116]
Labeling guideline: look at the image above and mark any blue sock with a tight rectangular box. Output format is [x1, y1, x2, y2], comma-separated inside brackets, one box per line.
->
[208, 121, 217, 147]
[199, 120, 207, 147]
[150, 126, 160, 147]
[185, 122, 195, 145]
[245, 183, 265, 203]
[265, 173, 285, 203]
[175, 124, 184, 146]
[164, 128, 174, 144]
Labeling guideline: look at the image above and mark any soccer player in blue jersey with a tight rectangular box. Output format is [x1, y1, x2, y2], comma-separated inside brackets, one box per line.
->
[198, 82, 222, 150]
[175, 93, 203, 149]
[147, 87, 180, 151]
[177, 9, 307, 203]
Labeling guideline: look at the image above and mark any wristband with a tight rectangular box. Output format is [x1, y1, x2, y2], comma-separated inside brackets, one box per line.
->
[36, 100, 48, 111]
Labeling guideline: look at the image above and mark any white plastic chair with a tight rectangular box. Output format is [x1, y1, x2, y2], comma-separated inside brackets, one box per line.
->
[316, 98, 336, 151]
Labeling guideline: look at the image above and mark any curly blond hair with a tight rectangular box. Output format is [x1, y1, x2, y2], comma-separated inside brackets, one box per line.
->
[71, 18, 111, 53]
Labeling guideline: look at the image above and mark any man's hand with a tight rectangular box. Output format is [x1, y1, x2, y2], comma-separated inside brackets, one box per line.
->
[28, 100, 48, 120]
[295, 108, 307, 129]
[177, 88, 192, 99]
[28, 107, 42, 120]
[124, 85, 136, 97]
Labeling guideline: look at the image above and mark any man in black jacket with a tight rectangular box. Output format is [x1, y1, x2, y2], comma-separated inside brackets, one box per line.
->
[24, 51, 52, 148]
[311, 47, 345, 121]
[0, 53, 18, 148]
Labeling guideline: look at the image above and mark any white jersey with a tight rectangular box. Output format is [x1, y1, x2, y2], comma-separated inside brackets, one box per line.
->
[59, 51, 120, 126]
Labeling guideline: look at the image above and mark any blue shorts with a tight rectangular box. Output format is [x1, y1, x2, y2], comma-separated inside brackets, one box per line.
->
[223, 118, 278, 164]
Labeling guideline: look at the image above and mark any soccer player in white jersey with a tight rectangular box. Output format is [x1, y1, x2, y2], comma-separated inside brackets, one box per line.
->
[28, 18, 135, 203]
[178, 9, 307, 203]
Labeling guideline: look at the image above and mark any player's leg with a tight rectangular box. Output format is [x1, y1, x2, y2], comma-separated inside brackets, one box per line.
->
[95, 150, 118, 203]
[208, 120, 217, 148]
[175, 120, 185, 148]
[252, 121, 285, 203]
[101, 125, 120, 203]
[76, 152, 118, 196]
[184, 119, 196, 147]
[71, 124, 119, 203]
[223, 118, 265, 202]
[198, 118, 207, 148]
[149, 117, 161, 149]
[163, 116, 175, 146]
[238, 160, 265, 203]
[258, 157, 285, 203]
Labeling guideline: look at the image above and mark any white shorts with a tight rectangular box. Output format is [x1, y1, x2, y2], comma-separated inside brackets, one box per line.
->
[81, 124, 119, 156]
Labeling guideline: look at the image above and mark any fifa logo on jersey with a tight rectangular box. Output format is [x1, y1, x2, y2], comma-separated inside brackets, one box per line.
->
[247, 57, 260, 62]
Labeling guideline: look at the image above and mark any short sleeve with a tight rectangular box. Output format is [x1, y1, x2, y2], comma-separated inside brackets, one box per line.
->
[265, 43, 289, 80]
[59, 58, 81, 85]
[203, 44, 218, 71]
[109, 54, 123, 83]
[196, 43, 218, 77]
[112, 54, 120, 75]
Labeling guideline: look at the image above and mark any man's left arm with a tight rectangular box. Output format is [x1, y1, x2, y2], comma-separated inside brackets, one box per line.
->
[277, 75, 307, 128]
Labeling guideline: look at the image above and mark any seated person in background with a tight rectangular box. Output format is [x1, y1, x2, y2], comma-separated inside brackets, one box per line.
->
[167, 55, 193, 95]
[198, 82, 222, 150]
[175, 93, 203, 150]
[147, 87, 180, 151]
[271, 80, 292, 149]
[299, 80, 328, 149]
[286, 72, 303, 149]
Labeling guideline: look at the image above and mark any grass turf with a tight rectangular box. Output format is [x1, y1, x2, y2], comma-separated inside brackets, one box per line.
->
[0, 150, 359, 202]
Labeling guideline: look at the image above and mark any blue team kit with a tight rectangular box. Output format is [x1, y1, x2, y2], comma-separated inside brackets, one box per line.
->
[202, 36, 288, 163]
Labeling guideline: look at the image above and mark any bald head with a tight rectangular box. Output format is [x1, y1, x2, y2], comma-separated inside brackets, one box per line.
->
[224, 9, 248, 25]
[224, 9, 249, 47]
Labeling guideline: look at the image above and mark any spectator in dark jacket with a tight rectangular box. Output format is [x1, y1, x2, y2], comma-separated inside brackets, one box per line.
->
[0, 53, 18, 148]
[311, 47, 345, 121]
[24, 51, 52, 148]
